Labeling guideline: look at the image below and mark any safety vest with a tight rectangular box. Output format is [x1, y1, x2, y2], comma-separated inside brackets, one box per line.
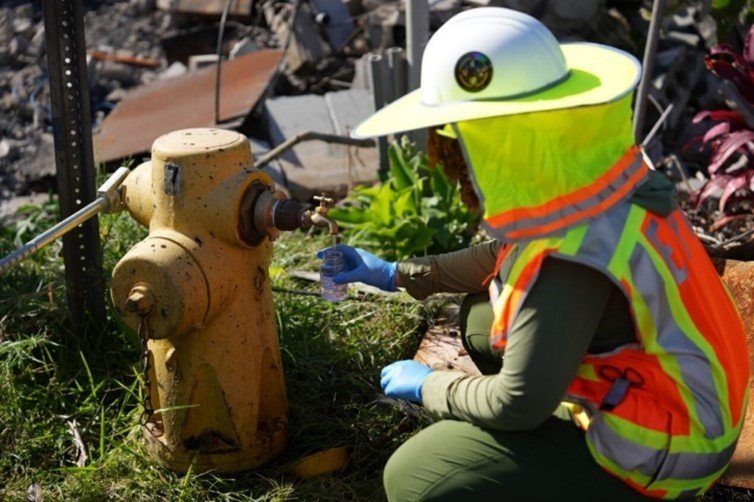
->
[488, 155, 750, 499]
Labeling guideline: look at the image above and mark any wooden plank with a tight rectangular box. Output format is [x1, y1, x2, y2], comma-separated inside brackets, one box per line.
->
[156, 0, 252, 16]
[413, 326, 480, 376]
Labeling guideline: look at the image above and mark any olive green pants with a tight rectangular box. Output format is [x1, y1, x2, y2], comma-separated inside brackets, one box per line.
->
[383, 294, 649, 501]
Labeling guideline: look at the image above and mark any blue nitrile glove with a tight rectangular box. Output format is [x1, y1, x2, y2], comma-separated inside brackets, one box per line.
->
[380, 360, 433, 403]
[316, 244, 397, 292]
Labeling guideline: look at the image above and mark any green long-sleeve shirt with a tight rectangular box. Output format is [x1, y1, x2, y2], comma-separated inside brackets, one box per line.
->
[396, 172, 676, 431]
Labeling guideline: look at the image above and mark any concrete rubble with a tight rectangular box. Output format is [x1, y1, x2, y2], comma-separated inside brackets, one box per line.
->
[265, 89, 376, 199]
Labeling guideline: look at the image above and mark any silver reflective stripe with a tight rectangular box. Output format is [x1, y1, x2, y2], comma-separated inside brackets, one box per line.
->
[629, 244, 725, 439]
[655, 440, 736, 481]
[645, 219, 688, 285]
[589, 415, 735, 483]
[572, 200, 632, 266]
[489, 278, 502, 307]
[588, 414, 665, 479]
[482, 154, 646, 241]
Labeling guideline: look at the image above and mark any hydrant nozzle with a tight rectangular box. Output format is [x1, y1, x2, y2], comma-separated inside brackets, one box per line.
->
[241, 187, 340, 241]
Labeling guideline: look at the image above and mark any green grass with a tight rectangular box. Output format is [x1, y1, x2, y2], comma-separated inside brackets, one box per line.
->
[0, 202, 432, 501]
[3, 201, 754, 502]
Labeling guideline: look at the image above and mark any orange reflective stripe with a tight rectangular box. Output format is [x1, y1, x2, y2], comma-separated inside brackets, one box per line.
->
[483, 243, 514, 286]
[503, 160, 648, 240]
[486, 146, 641, 229]
[667, 211, 750, 426]
[490, 249, 550, 350]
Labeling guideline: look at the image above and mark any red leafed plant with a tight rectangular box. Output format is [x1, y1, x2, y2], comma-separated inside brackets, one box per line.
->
[693, 25, 754, 218]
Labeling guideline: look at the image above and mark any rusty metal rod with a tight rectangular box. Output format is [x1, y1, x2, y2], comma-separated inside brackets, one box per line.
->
[253, 131, 374, 169]
[0, 198, 107, 275]
[0, 167, 130, 275]
[88, 50, 161, 68]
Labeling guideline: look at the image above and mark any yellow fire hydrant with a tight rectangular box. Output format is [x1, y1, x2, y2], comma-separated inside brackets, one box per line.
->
[110, 128, 334, 473]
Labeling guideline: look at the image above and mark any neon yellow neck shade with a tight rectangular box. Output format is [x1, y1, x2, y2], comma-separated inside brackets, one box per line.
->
[455, 94, 643, 241]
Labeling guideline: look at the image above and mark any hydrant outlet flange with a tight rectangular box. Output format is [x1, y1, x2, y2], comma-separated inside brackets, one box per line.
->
[111, 235, 209, 340]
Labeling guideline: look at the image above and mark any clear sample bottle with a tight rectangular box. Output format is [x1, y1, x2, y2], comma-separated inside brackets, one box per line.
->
[320, 247, 347, 302]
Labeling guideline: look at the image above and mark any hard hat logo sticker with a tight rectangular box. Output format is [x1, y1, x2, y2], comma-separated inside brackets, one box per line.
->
[455, 52, 493, 93]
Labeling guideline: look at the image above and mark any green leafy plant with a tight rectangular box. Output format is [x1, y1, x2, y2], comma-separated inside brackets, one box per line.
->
[330, 137, 480, 261]
[711, 0, 754, 44]
[692, 25, 754, 228]
[6, 195, 59, 247]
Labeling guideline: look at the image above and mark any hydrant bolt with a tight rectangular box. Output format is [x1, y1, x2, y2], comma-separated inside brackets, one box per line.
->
[125, 286, 154, 316]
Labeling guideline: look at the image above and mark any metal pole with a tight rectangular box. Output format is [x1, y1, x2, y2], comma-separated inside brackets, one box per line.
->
[368, 53, 390, 176]
[633, 0, 667, 141]
[406, 0, 428, 92]
[41, 0, 105, 334]
[380, 55, 395, 106]
[367, 54, 385, 109]
[214, 0, 235, 124]
[406, 0, 428, 150]
[387, 47, 406, 105]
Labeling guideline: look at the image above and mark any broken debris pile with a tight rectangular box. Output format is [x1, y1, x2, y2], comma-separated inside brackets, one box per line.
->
[1, 0, 168, 223]
[0, 0, 646, 223]
[0, 0, 749, 249]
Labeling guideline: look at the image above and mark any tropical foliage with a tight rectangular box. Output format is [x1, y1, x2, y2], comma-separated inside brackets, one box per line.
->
[330, 137, 480, 261]
[693, 25, 754, 221]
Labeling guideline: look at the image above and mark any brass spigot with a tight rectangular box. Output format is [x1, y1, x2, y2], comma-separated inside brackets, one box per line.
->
[308, 194, 339, 236]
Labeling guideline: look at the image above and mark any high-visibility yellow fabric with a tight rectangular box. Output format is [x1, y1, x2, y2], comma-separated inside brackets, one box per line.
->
[455, 93, 635, 223]
[487, 197, 750, 499]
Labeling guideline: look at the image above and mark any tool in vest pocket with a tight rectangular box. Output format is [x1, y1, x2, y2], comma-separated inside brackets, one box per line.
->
[598, 365, 644, 411]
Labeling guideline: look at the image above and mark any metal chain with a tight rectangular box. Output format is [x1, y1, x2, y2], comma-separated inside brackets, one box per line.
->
[138, 316, 154, 427]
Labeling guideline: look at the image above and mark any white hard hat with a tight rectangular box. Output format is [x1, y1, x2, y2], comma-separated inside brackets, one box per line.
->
[353, 7, 641, 138]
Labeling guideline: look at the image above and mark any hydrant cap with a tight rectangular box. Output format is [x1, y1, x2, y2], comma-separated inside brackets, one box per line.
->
[154, 128, 242, 154]
[111, 236, 209, 339]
